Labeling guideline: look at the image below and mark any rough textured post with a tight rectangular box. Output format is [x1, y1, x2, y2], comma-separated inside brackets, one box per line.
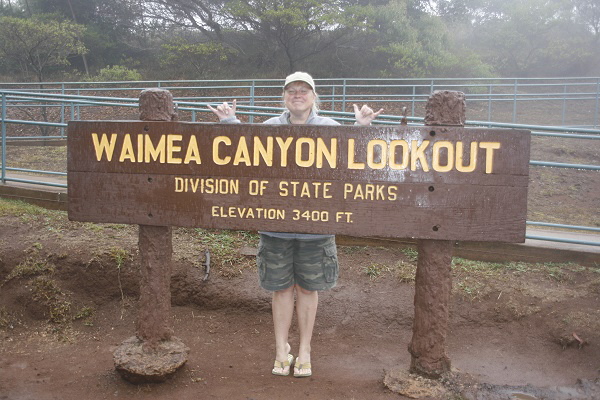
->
[408, 90, 464, 378]
[385, 91, 465, 395]
[139, 88, 178, 122]
[408, 239, 453, 378]
[113, 89, 188, 383]
[423, 90, 466, 126]
[137, 224, 174, 345]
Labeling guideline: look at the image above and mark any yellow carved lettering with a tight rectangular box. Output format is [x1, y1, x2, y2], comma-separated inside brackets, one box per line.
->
[410, 140, 430, 172]
[367, 140, 387, 170]
[253, 136, 273, 166]
[119, 134, 136, 162]
[91, 133, 117, 162]
[167, 135, 182, 164]
[479, 142, 501, 174]
[347, 139, 365, 169]
[432, 141, 454, 172]
[316, 138, 337, 168]
[389, 140, 409, 170]
[137, 134, 143, 163]
[296, 138, 315, 167]
[455, 141, 477, 172]
[213, 136, 231, 165]
[184, 135, 202, 164]
[276, 137, 293, 167]
[144, 134, 166, 163]
[233, 136, 251, 166]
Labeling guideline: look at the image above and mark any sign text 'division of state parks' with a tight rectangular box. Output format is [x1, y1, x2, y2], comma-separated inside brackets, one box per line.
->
[67, 121, 531, 242]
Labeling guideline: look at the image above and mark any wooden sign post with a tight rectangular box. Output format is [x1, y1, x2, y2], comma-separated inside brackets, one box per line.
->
[111, 89, 188, 383]
[67, 89, 530, 384]
[408, 91, 465, 378]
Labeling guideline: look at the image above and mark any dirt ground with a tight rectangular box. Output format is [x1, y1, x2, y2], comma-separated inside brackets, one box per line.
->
[1, 201, 600, 400]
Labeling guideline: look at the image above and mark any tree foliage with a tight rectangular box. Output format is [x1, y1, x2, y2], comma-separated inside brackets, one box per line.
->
[466, 0, 596, 76]
[0, 15, 87, 81]
[0, 0, 599, 80]
[88, 65, 143, 81]
[160, 38, 236, 78]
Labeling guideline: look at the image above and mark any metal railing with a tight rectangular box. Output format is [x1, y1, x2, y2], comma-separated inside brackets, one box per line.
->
[1, 80, 599, 248]
[1, 76, 599, 128]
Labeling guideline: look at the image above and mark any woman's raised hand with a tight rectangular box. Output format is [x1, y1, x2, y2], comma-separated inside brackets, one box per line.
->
[353, 104, 383, 126]
[208, 99, 237, 121]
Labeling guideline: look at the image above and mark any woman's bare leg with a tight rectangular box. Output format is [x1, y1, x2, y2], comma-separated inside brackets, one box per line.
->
[272, 285, 295, 373]
[295, 284, 318, 374]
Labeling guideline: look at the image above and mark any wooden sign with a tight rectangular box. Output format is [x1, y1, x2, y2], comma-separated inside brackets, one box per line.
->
[67, 121, 530, 242]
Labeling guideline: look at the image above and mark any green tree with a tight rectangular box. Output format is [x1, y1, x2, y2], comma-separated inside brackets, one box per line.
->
[142, 0, 227, 42]
[573, 0, 600, 40]
[0, 15, 87, 81]
[368, 0, 491, 78]
[160, 38, 236, 79]
[141, 0, 370, 75]
[89, 65, 143, 81]
[468, 0, 591, 76]
[0, 0, 26, 16]
[25, 0, 99, 75]
[231, 0, 370, 72]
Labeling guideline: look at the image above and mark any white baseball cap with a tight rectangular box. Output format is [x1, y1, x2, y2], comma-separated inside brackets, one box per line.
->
[284, 71, 315, 91]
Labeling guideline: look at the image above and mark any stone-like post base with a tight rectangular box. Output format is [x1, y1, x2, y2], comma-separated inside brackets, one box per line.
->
[114, 336, 190, 384]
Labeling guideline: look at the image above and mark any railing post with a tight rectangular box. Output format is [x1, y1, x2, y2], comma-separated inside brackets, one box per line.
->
[488, 84, 493, 126]
[249, 80, 255, 123]
[331, 85, 336, 111]
[60, 83, 65, 138]
[412, 84, 416, 117]
[513, 79, 518, 124]
[76, 89, 81, 119]
[562, 84, 567, 126]
[595, 78, 599, 129]
[1, 92, 6, 184]
[342, 79, 347, 113]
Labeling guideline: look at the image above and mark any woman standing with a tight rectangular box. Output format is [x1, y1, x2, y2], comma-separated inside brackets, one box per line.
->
[209, 72, 382, 377]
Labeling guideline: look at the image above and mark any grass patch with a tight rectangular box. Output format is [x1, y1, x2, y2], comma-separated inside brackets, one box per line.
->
[3, 256, 55, 285]
[0, 197, 56, 217]
[396, 261, 417, 283]
[339, 246, 370, 255]
[364, 263, 389, 280]
[73, 306, 95, 326]
[109, 247, 130, 319]
[401, 247, 418, 263]
[0, 198, 67, 232]
[31, 276, 72, 326]
[0, 307, 14, 330]
[6, 145, 67, 173]
[362, 259, 416, 282]
[196, 229, 259, 278]
[451, 259, 526, 299]
[450, 259, 587, 300]
[456, 279, 486, 301]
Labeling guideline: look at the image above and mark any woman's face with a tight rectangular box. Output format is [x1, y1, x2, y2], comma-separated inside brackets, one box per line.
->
[283, 82, 315, 115]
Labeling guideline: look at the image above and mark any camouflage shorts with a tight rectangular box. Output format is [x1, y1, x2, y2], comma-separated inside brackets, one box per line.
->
[256, 234, 339, 292]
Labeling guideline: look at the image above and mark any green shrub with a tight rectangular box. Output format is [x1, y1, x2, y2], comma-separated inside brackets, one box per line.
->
[89, 65, 142, 82]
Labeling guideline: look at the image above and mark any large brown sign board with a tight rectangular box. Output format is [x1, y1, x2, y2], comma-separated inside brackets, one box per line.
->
[67, 121, 530, 242]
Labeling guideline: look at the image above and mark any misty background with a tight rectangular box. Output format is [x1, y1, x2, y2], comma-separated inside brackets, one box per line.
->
[0, 0, 598, 82]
